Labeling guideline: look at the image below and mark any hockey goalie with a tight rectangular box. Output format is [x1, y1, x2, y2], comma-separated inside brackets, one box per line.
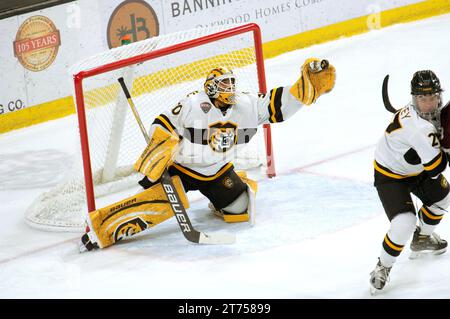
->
[80, 57, 336, 251]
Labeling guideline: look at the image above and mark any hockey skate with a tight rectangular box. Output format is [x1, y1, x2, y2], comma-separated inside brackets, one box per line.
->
[369, 258, 392, 294]
[79, 219, 100, 253]
[209, 202, 224, 218]
[409, 227, 447, 259]
[79, 232, 99, 253]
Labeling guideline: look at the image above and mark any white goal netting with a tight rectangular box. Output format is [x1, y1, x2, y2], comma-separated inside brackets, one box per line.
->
[25, 24, 269, 232]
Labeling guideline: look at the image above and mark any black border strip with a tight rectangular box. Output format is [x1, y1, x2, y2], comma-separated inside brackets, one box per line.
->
[0, 0, 76, 20]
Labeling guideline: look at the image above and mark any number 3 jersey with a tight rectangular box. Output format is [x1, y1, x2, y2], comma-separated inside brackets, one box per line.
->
[151, 86, 303, 177]
[374, 103, 447, 183]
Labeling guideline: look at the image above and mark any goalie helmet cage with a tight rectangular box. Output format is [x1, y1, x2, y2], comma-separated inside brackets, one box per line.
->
[25, 23, 275, 232]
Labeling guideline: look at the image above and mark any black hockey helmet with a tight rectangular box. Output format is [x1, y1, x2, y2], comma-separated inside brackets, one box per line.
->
[410, 70, 444, 125]
[411, 70, 442, 95]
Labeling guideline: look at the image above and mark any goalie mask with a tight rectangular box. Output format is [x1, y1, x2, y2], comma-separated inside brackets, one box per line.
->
[204, 67, 236, 106]
[411, 70, 443, 123]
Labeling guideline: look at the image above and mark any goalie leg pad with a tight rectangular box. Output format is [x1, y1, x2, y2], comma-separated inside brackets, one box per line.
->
[223, 191, 249, 214]
[244, 176, 258, 226]
[222, 191, 250, 223]
[86, 175, 188, 249]
[134, 125, 179, 182]
[212, 171, 258, 224]
[199, 168, 248, 210]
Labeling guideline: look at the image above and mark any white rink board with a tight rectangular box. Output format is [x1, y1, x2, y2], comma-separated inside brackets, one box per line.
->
[163, 0, 422, 37]
[0, 16, 28, 116]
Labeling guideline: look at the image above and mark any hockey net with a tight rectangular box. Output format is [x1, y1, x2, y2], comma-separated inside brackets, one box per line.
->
[25, 23, 275, 232]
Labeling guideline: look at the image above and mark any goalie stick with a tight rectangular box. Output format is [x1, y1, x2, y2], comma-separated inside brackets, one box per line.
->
[117, 77, 235, 245]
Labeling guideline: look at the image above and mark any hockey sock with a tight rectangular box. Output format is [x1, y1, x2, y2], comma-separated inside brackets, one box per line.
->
[380, 212, 416, 267]
[418, 205, 445, 235]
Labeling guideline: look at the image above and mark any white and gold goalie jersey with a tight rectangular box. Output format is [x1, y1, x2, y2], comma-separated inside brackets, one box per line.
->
[151, 86, 302, 177]
[374, 103, 447, 182]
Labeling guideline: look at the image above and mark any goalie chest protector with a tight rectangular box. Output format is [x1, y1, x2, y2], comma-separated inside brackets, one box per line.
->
[167, 91, 259, 176]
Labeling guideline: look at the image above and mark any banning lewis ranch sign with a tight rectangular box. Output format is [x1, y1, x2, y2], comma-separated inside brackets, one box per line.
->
[13, 15, 61, 72]
[170, 0, 235, 17]
[107, 0, 159, 49]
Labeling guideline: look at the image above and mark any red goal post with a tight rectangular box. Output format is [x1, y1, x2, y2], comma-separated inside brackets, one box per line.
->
[74, 23, 276, 214]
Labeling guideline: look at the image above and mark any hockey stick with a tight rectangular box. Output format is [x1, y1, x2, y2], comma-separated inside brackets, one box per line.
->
[445, 101, 450, 110]
[382, 75, 398, 114]
[117, 77, 235, 245]
[383, 75, 450, 113]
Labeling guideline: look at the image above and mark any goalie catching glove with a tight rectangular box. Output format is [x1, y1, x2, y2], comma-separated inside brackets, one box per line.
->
[134, 126, 180, 182]
[290, 57, 336, 105]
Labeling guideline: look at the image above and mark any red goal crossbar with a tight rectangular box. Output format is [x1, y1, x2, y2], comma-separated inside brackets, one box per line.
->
[73, 23, 276, 214]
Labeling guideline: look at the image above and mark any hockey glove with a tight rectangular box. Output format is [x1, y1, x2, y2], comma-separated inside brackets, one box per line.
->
[134, 125, 179, 182]
[290, 57, 336, 105]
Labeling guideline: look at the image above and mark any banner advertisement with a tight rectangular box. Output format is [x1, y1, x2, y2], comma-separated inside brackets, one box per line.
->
[0, 0, 444, 122]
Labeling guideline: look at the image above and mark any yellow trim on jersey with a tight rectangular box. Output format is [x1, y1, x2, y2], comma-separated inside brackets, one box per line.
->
[374, 161, 421, 179]
[384, 235, 403, 252]
[270, 87, 278, 123]
[420, 207, 444, 220]
[172, 162, 233, 181]
[423, 152, 443, 171]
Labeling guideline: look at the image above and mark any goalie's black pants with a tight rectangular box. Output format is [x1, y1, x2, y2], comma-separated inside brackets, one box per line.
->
[138, 163, 247, 210]
[375, 170, 450, 221]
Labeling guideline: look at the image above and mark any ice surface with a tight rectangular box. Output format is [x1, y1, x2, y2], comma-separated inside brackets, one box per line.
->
[1, 14, 450, 298]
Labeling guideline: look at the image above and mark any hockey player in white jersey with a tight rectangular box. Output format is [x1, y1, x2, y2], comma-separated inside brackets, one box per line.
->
[370, 70, 449, 292]
[80, 58, 336, 251]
